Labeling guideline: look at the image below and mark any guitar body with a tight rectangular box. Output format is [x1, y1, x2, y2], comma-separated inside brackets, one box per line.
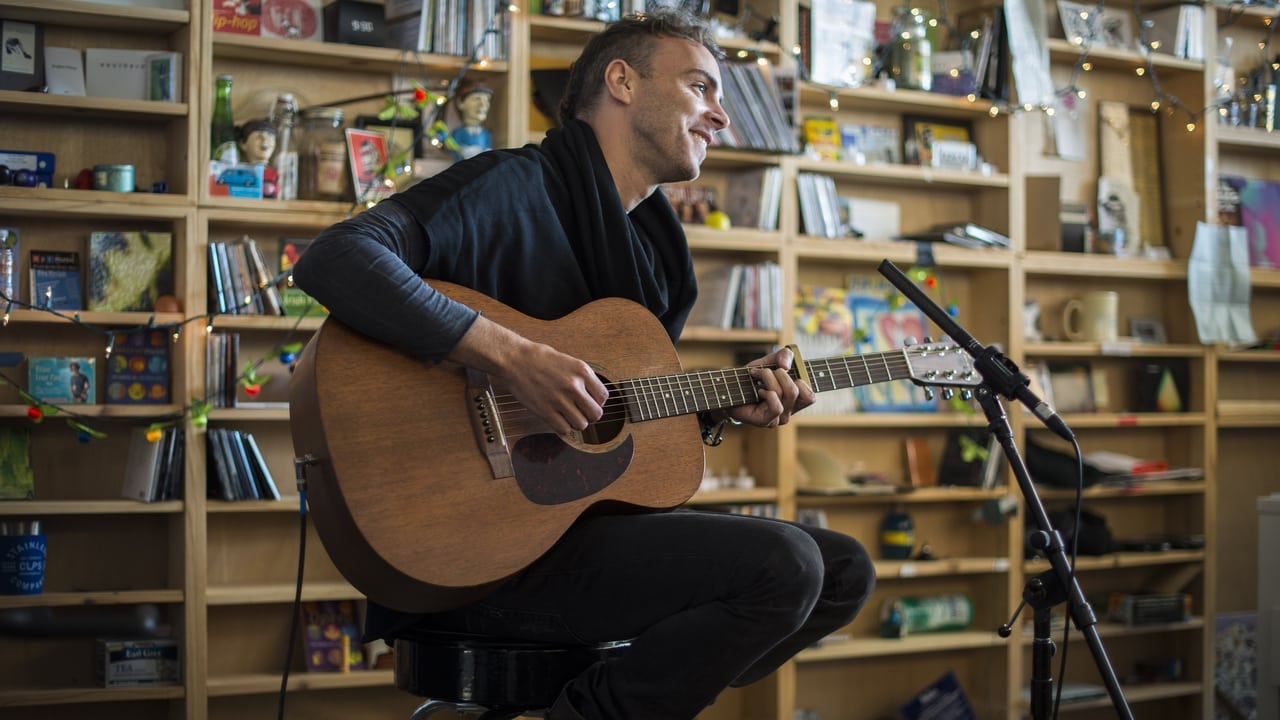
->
[289, 282, 705, 613]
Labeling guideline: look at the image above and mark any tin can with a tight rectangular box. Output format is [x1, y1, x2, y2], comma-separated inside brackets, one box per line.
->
[879, 593, 974, 638]
[92, 164, 135, 192]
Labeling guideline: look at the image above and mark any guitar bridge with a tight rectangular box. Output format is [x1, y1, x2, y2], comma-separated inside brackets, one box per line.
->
[465, 367, 514, 479]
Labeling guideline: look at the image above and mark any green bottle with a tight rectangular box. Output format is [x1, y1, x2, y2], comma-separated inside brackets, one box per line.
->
[210, 74, 238, 162]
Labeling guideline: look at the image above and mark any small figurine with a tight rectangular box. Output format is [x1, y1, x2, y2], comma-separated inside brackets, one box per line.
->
[238, 118, 279, 198]
[449, 80, 493, 161]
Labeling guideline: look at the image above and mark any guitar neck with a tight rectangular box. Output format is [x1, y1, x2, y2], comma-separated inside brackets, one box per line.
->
[625, 349, 911, 422]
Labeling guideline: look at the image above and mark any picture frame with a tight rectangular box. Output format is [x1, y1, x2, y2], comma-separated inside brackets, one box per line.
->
[1046, 361, 1096, 414]
[1056, 0, 1134, 50]
[1, 19, 44, 91]
[1129, 317, 1167, 344]
[355, 114, 423, 160]
[344, 128, 394, 202]
[902, 115, 974, 167]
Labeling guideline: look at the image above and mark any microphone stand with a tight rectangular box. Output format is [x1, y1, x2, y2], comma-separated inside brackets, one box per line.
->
[877, 260, 1133, 720]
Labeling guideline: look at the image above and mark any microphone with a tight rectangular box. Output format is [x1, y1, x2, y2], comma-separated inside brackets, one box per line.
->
[877, 260, 1074, 442]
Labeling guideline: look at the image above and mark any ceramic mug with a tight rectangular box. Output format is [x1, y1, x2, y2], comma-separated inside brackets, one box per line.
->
[1062, 291, 1119, 342]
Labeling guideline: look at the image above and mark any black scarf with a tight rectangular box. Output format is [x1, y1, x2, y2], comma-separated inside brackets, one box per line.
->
[540, 120, 697, 342]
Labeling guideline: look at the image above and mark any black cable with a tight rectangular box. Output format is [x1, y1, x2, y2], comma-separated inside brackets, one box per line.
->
[277, 491, 308, 720]
[1051, 436, 1086, 720]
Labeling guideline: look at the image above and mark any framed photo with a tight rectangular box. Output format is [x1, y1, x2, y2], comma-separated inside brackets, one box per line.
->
[1, 20, 44, 91]
[902, 115, 974, 167]
[344, 128, 394, 202]
[1047, 361, 1096, 414]
[1130, 317, 1167, 344]
[355, 115, 422, 160]
[1056, 0, 1134, 49]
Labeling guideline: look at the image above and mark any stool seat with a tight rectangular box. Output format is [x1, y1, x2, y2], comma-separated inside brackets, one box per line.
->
[394, 629, 631, 718]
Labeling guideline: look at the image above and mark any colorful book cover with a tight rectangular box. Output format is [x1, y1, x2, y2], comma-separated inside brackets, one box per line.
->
[845, 277, 936, 412]
[104, 328, 170, 405]
[28, 249, 83, 310]
[300, 600, 364, 671]
[278, 237, 327, 317]
[1235, 177, 1280, 269]
[28, 356, 96, 404]
[0, 427, 34, 500]
[87, 231, 174, 312]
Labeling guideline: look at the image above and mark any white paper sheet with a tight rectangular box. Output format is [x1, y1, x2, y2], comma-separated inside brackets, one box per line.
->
[1188, 221, 1257, 345]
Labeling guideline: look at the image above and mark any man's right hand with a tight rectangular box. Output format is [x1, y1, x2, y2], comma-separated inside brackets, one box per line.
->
[449, 315, 608, 436]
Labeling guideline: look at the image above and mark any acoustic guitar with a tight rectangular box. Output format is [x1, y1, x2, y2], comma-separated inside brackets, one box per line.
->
[289, 281, 980, 613]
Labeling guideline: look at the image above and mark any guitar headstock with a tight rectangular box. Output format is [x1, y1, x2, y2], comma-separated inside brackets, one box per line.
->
[901, 342, 981, 390]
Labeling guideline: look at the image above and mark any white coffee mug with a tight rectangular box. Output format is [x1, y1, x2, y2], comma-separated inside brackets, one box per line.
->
[1062, 291, 1119, 342]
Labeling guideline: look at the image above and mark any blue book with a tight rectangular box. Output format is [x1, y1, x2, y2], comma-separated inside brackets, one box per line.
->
[104, 328, 170, 405]
[28, 356, 96, 404]
[28, 250, 82, 310]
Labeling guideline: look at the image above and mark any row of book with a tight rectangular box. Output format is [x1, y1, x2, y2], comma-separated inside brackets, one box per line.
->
[720, 166, 783, 231]
[7, 230, 174, 313]
[796, 171, 845, 239]
[385, 0, 511, 60]
[205, 332, 241, 409]
[714, 61, 797, 154]
[122, 426, 185, 503]
[206, 427, 281, 502]
[208, 237, 282, 316]
[687, 261, 783, 331]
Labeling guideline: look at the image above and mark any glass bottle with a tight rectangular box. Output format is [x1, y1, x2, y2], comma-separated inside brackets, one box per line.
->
[269, 93, 299, 201]
[889, 7, 933, 92]
[298, 107, 349, 202]
[210, 74, 239, 163]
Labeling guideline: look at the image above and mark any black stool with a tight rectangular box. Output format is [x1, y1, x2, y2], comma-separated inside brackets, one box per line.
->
[395, 629, 632, 719]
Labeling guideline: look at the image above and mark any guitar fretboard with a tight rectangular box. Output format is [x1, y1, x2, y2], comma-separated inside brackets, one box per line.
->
[623, 349, 914, 422]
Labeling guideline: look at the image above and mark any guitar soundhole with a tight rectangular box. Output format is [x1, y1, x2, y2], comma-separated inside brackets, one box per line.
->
[511, 375, 633, 506]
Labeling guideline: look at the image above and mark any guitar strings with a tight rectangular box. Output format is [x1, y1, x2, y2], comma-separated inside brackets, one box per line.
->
[480, 351, 920, 439]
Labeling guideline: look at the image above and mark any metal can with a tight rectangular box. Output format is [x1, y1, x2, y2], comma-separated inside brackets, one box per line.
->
[92, 164, 135, 192]
[879, 593, 974, 638]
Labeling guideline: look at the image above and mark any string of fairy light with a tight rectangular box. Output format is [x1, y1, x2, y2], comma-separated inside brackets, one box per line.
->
[1, 7, 519, 443]
[0, 269, 313, 442]
[792, 0, 1280, 133]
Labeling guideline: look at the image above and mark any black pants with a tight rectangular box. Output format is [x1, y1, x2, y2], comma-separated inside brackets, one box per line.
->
[409, 509, 876, 719]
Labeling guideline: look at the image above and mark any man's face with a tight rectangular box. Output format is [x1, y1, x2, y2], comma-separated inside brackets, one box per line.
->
[627, 36, 729, 185]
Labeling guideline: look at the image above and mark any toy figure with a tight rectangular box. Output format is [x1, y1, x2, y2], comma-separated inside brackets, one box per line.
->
[238, 118, 280, 198]
[449, 80, 493, 161]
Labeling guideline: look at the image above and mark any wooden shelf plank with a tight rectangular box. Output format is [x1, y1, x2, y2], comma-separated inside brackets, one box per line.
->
[790, 157, 1009, 189]
[0, 90, 187, 121]
[688, 487, 779, 505]
[875, 556, 1010, 578]
[791, 237, 1012, 268]
[206, 670, 394, 696]
[796, 412, 988, 429]
[798, 486, 1007, 506]
[0, 189, 191, 219]
[798, 82, 998, 118]
[1022, 251, 1187, 279]
[213, 35, 506, 75]
[0, 404, 184, 419]
[796, 630, 1004, 662]
[0, 500, 183, 516]
[0, 589, 183, 609]
[0, 0, 188, 31]
[0, 685, 183, 707]
[1025, 341, 1205, 358]
[206, 581, 358, 605]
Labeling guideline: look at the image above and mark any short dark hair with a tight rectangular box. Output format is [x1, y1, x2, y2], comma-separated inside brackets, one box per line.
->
[558, 8, 724, 126]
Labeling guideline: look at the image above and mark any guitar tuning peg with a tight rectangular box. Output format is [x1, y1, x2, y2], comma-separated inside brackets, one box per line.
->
[922, 387, 935, 401]
[923, 336, 934, 344]
[942, 388, 955, 401]
[960, 390, 973, 401]
[904, 336, 918, 346]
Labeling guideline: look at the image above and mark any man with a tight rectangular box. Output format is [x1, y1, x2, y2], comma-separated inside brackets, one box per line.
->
[293, 10, 874, 719]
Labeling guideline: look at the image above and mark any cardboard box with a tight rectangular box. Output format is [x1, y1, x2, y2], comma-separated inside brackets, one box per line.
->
[94, 638, 180, 687]
[324, 0, 386, 46]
